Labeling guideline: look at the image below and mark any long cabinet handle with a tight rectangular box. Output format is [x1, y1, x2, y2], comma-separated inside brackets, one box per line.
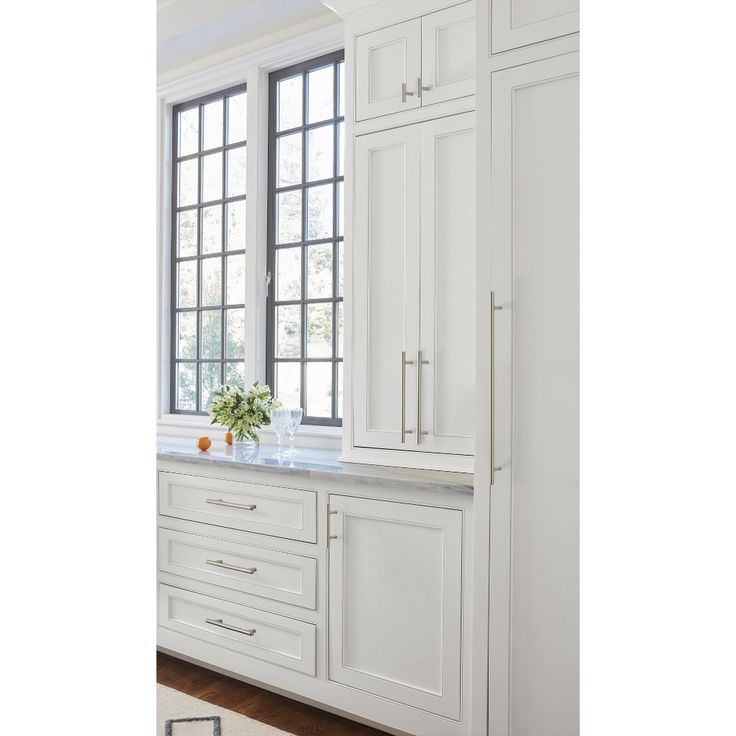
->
[205, 618, 256, 637]
[401, 351, 415, 443]
[491, 292, 503, 485]
[416, 351, 430, 445]
[401, 82, 415, 103]
[206, 498, 257, 511]
[205, 559, 257, 575]
[417, 77, 430, 98]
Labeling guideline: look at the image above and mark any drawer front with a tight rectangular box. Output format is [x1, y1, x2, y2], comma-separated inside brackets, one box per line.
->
[158, 472, 317, 543]
[158, 584, 316, 676]
[158, 528, 317, 609]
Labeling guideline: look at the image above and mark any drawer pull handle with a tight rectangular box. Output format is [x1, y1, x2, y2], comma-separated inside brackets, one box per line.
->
[206, 559, 257, 575]
[205, 618, 256, 637]
[206, 498, 257, 511]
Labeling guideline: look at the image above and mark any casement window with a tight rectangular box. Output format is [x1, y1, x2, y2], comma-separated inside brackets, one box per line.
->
[266, 51, 345, 426]
[170, 85, 248, 413]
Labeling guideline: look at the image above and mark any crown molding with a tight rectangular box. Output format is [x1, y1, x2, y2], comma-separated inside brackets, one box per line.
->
[320, 0, 405, 20]
[157, 21, 344, 104]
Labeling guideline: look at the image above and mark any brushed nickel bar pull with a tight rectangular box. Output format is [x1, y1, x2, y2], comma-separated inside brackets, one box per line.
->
[401, 351, 415, 443]
[401, 82, 414, 103]
[417, 77, 430, 97]
[205, 618, 256, 636]
[416, 351, 430, 445]
[491, 292, 503, 485]
[206, 499, 256, 511]
[205, 559, 257, 575]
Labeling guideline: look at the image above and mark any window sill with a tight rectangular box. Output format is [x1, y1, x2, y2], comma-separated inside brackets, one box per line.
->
[157, 413, 342, 451]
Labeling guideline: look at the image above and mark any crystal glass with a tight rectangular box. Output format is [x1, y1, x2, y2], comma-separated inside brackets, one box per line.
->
[269, 407, 292, 456]
[285, 408, 303, 455]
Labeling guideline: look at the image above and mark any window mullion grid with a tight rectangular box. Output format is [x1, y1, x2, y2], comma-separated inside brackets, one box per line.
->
[331, 59, 339, 420]
[221, 95, 228, 390]
[300, 69, 308, 416]
[195, 102, 205, 411]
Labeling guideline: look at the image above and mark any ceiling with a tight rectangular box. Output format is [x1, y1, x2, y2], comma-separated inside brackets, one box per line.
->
[158, 0, 336, 76]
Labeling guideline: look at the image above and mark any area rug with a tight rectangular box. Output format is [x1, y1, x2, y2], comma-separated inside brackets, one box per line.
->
[157, 684, 296, 736]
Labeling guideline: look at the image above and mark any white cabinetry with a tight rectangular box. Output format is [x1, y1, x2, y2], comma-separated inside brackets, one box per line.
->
[490, 0, 579, 54]
[355, 2, 474, 121]
[351, 112, 475, 466]
[486, 51, 580, 736]
[327, 495, 462, 719]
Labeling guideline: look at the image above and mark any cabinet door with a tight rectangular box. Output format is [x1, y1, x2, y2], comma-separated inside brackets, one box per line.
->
[353, 126, 421, 451]
[418, 113, 475, 455]
[490, 0, 579, 53]
[328, 495, 462, 719]
[355, 19, 421, 121]
[490, 52, 579, 736]
[420, 2, 475, 106]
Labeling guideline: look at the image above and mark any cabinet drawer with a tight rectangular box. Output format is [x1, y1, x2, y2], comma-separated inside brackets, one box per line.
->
[158, 528, 317, 609]
[158, 584, 316, 676]
[158, 472, 317, 543]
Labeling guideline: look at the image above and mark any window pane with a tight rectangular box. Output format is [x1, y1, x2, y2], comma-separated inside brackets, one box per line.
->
[308, 65, 334, 124]
[306, 362, 332, 417]
[276, 247, 301, 301]
[201, 310, 222, 359]
[226, 308, 245, 358]
[338, 61, 345, 117]
[203, 99, 223, 150]
[338, 241, 343, 296]
[226, 253, 245, 304]
[276, 304, 301, 358]
[276, 362, 300, 408]
[307, 242, 332, 299]
[177, 312, 197, 359]
[337, 180, 344, 237]
[200, 362, 221, 412]
[226, 361, 245, 389]
[202, 152, 223, 201]
[227, 146, 247, 197]
[337, 302, 343, 358]
[277, 75, 302, 131]
[307, 303, 333, 357]
[177, 210, 197, 257]
[227, 200, 246, 250]
[176, 363, 197, 410]
[179, 107, 199, 157]
[277, 132, 302, 187]
[306, 184, 333, 240]
[202, 205, 222, 254]
[201, 257, 222, 306]
[178, 159, 198, 206]
[307, 124, 333, 182]
[276, 190, 302, 243]
[177, 261, 197, 308]
[337, 362, 343, 418]
[338, 121, 344, 176]
[227, 92, 247, 144]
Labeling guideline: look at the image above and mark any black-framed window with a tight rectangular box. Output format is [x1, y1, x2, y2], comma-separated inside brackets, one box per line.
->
[170, 84, 248, 413]
[267, 51, 345, 426]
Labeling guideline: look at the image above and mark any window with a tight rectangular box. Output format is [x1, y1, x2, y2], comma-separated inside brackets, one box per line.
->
[267, 51, 345, 426]
[170, 84, 248, 413]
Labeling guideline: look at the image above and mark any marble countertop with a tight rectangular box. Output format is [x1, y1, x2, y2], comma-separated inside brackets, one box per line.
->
[157, 436, 473, 495]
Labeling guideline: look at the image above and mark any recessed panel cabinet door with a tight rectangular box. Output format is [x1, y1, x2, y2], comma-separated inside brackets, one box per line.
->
[491, 0, 579, 53]
[353, 126, 421, 451]
[418, 113, 475, 455]
[328, 495, 462, 719]
[421, 2, 475, 106]
[490, 52, 579, 736]
[355, 19, 421, 121]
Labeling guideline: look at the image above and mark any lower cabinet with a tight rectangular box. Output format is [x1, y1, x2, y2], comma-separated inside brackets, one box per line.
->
[327, 495, 463, 720]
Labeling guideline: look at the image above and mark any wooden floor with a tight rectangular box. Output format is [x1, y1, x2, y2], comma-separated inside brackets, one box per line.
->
[157, 651, 384, 736]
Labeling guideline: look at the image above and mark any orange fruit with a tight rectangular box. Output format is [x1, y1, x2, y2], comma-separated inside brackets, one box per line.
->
[224, 431, 233, 445]
[197, 436, 212, 451]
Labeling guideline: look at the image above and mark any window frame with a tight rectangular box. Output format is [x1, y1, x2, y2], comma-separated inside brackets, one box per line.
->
[266, 50, 345, 427]
[169, 82, 248, 415]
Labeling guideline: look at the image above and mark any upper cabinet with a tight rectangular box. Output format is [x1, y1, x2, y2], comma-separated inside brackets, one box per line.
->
[355, 2, 475, 122]
[490, 0, 579, 53]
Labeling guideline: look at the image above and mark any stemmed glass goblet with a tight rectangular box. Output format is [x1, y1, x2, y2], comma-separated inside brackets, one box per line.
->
[285, 408, 303, 456]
